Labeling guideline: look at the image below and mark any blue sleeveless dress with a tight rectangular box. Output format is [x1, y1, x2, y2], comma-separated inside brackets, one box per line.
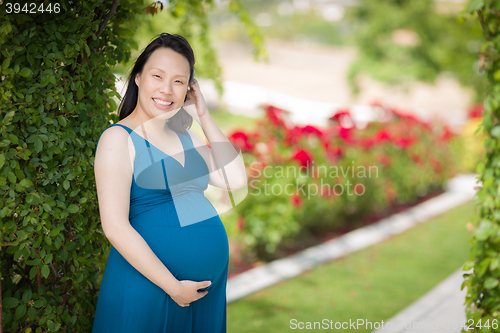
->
[92, 123, 229, 333]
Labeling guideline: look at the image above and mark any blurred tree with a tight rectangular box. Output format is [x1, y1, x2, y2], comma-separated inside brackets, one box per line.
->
[345, 0, 487, 101]
[113, 0, 268, 98]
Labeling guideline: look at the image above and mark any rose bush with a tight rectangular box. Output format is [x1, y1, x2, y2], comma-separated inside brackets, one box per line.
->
[226, 103, 463, 261]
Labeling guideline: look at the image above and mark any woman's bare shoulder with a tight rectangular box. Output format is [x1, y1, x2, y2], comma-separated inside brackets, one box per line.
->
[96, 124, 134, 160]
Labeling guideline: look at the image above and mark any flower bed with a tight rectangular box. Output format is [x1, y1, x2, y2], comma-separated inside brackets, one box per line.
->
[224, 102, 465, 263]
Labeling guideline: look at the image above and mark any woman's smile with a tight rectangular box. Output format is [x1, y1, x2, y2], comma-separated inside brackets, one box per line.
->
[152, 97, 174, 109]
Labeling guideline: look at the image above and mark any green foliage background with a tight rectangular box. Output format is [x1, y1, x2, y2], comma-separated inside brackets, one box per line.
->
[0, 0, 265, 331]
[346, 0, 487, 100]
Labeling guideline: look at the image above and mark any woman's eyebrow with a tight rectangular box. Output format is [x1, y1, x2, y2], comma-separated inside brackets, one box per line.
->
[150, 67, 187, 78]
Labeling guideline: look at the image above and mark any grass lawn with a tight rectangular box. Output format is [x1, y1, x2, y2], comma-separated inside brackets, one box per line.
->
[227, 200, 477, 332]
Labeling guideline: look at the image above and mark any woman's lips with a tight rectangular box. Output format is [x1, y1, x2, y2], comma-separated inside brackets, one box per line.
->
[152, 98, 173, 109]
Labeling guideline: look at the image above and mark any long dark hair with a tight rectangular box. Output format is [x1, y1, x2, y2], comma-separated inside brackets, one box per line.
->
[118, 32, 195, 134]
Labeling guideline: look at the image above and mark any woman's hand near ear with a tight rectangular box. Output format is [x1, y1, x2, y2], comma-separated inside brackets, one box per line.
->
[183, 78, 208, 122]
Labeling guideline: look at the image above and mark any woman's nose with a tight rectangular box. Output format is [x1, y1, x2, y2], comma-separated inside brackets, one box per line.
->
[159, 82, 173, 95]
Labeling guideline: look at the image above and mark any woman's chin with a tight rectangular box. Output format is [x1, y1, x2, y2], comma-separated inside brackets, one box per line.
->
[151, 106, 182, 120]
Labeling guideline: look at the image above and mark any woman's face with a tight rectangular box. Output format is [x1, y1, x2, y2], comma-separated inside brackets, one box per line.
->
[134, 47, 191, 121]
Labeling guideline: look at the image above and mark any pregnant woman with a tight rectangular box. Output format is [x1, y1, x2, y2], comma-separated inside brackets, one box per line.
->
[92, 33, 247, 332]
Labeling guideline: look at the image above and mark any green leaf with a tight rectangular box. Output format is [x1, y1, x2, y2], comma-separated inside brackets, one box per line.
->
[41, 265, 50, 279]
[30, 266, 37, 279]
[62, 313, 72, 323]
[67, 204, 79, 213]
[63, 179, 70, 190]
[77, 86, 83, 100]
[34, 138, 43, 152]
[15, 304, 27, 319]
[477, 161, 485, 174]
[2, 110, 15, 125]
[476, 220, 494, 240]
[8, 133, 18, 144]
[108, 97, 117, 112]
[467, 0, 484, 12]
[463, 261, 475, 271]
[27, 259, 41, 266]
[3, 297, 19, 309]
[22, 289, 33, 302]
[58, 116, 67, 127]
[490, 258, 500, 271]
[0, 154, 4, 169]
[47, 320, 56, 331]
[49, 229, 60, 237]
[20, 178, 33, 187]
[1, 57, 11, 69]
[7, 171, 16, 183]
[477, 258, 491, 277]
[19, 67, 32, 77]
[60, 249, 68, 261]
[491, 125, 500, 138]
[484, 277, 499, 289]
[28, 306, 37, 321]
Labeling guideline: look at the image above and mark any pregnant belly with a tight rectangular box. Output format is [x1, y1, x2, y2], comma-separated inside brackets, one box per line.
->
[134, 211, 229, 285]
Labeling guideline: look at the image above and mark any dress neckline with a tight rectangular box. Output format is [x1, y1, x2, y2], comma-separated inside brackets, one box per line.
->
[113, 123, 187, 169]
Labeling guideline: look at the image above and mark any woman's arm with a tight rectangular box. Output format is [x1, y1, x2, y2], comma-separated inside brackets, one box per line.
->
[94, 126, 210, 306]
[186, 115, 248, 191]
[200, 112, 247, 190]
[183, 78, 247, 190]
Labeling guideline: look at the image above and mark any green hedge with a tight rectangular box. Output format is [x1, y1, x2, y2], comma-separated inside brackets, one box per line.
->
[0, 1, 141, 331]
[462, 1, 500, 332]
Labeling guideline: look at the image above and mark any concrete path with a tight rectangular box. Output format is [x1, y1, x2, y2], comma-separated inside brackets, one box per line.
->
[373, 267, 471, 333]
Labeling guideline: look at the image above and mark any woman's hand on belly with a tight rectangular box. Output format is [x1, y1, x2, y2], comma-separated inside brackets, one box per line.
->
[168, 279, 212, 307]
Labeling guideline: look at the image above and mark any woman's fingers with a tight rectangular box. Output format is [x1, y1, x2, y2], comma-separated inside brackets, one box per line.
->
[170, 280, 210, 307]
[197, 290, 209, 301]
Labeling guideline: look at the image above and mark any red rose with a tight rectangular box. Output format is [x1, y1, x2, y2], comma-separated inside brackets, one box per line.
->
[237, 216, 245, 231]
[467, 103, 483, 119]
[300, 125, 323, 136]
[290, 193, 302, 207]
[375, 129, 391, 142]
[291, 149, 313, 168]
[228, 130, 254, 152]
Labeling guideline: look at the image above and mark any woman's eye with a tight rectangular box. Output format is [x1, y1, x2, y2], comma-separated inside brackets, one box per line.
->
[154, 75, 161, 79]
[176, 80, 184, 84]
